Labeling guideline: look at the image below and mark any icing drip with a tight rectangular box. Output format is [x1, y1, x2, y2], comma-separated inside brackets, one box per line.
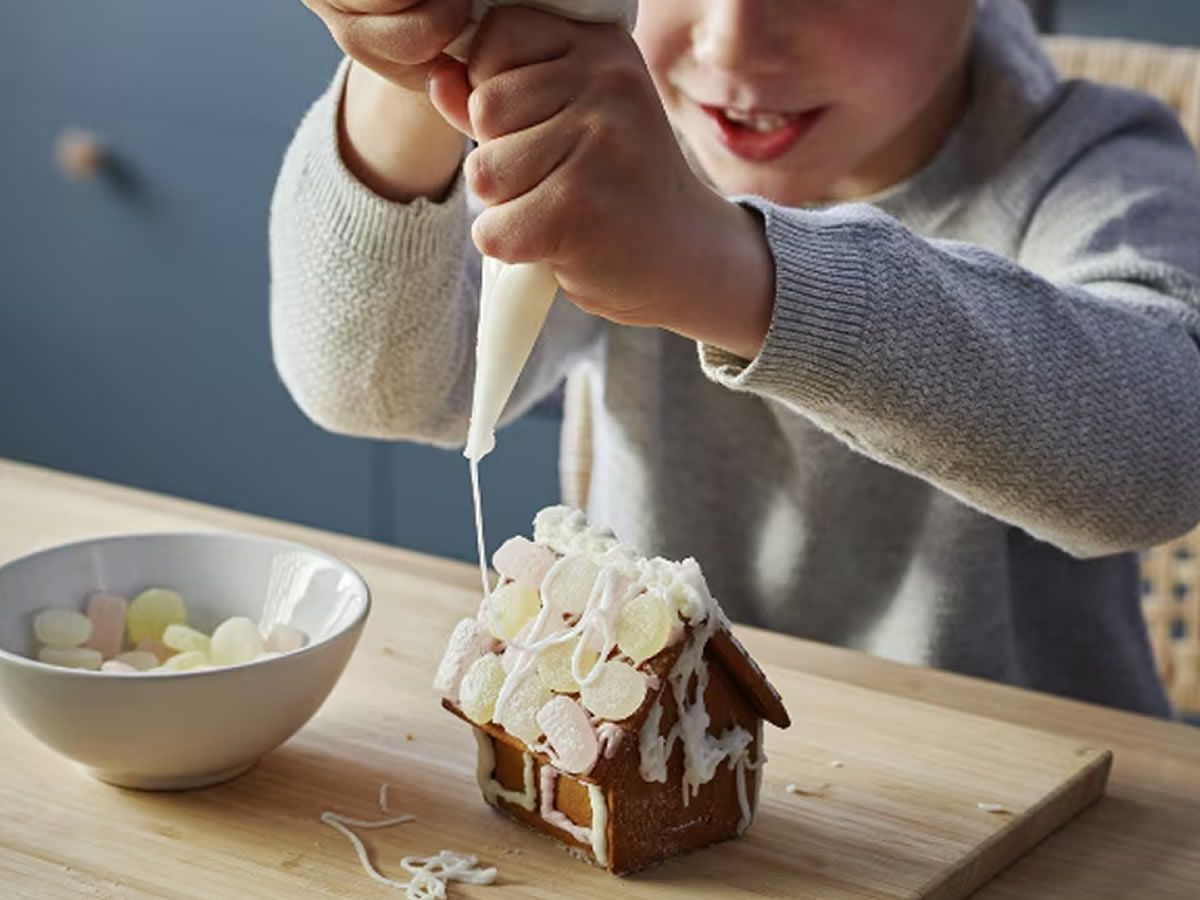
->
[470, 460, 490, 600]
[473, 730, 536, 811]
[595, 722, 624, 760]
[587, 783, 609, 868]
[538, 765, 593, 845]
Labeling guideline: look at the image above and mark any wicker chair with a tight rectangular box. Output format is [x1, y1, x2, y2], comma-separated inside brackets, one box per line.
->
[1045, 36, 1200, 715]
[559, 36, 1200, 715]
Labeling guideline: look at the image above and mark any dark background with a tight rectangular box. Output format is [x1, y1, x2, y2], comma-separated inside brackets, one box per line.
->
[2, 0, 1198, 562]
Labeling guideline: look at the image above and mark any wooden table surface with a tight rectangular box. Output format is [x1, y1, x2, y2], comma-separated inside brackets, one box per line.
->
[0, 459, 1198, 899]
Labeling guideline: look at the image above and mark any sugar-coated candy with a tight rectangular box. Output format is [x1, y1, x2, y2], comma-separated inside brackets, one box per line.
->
[494, 670, 552, 745]
[158, 650, 209, 672]
[536, 636, 599, 694]
[537, 696, 599, 774]
[33, 608, 93, 649]
[38, 647, 103, 670]
[209, 616, 264, 665]
[83, 592, 127, 659]
[492, 537, 556, 589]
[541, 554, 600, 617]
[127, 588, 187, 644]
[255, 651, 283, 661]
[434, 617, 494, 698]
[615, 590, 673, 664]
[100, 659, 138, 674]
[264, 623, 307, 654]
[137, 638, 176, 663]
[486, 582, 541, 642]
[459, 654, 507, 725]
[114, 650, 159, 671]
[579, 660, 647, 721]
[163, 624, 211, 656]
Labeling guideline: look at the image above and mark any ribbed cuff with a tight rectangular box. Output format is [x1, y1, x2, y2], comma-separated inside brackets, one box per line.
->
[698, 199, 881, 411]
[291, 58, 468, 265]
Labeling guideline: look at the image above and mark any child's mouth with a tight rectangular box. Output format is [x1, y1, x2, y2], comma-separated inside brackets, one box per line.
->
[700, 105, 826, 162]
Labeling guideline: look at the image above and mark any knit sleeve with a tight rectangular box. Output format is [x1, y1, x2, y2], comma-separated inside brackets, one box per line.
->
[269, 60, 602, 447]
[697, 108, 1200, 558]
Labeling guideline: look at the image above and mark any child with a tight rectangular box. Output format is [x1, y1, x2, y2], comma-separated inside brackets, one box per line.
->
[271, 0, 1200, 717]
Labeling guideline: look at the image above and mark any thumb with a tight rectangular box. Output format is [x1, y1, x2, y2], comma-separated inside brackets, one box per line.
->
[428, 55, 474, 139]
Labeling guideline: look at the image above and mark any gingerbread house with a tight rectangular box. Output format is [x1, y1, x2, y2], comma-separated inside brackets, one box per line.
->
[435, 506, 790, 875]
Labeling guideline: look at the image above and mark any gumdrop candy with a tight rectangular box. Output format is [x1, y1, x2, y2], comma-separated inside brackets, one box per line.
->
[210, 617, 264, 666]
[494, 670, 552, 746]
[126, 588, 187, 644]
[114, 650, 159, 671]
[37, 647, 102, 670]
[580, 660, 647, 721]
[100, 659, 138, 674]
[33, 608, 93, 649]
[615, 590, 673, 664]
[536, 636, 599, 694]
[434, 617, 494, 698]
[137, 638, 176, 663]
[537, 696, 599, 774]
[486, 582, 541, 642]
[492, 537, 556, 589]
[459, 654, 507, 725]
[83, 592, 127, 659]
[158, 650, 209, 672]
[264, 623, 307, 654]
[163, 624, 211, 656]
[541, 554, 599, 617]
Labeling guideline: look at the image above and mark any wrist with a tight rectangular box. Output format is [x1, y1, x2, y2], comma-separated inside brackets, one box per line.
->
[664, 195, 775, 362]
[339, 62, 465, 203]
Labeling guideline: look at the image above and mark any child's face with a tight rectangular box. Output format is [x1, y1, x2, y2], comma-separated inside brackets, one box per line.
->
[634, 0, 975, 205]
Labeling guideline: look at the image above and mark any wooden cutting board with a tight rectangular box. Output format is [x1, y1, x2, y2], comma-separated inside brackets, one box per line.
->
[0, 558, 1110, 900]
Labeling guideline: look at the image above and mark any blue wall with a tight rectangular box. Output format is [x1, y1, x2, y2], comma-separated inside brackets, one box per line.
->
[1054, 0, 1200, 46]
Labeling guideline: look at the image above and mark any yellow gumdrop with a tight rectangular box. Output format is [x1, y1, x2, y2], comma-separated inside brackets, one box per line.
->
[542, 554, 600, 617]
[487, 582, 541, 642]
[580, 660, 647, 721]
[495, 670, 552, 746]
[162, 624, 211, 656]
[537, 637, 599, 694]
[127, 589, 187, 644]
[158, 650, 209, 672]
[459, 654, 507, 725]
[615, 591, 673, 664]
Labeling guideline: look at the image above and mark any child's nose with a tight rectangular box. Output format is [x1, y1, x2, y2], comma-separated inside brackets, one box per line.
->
[691, 0, 795, 74]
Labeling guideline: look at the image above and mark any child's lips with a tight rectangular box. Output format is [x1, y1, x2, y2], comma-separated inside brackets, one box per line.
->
[700, 104, 827, 162]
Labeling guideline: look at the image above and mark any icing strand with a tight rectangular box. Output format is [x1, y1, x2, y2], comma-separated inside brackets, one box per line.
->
[538, 765, 593, 845]
[474, 730, 537, 811]
[587, 784, 609, 867]
[470, 460, 490, 600]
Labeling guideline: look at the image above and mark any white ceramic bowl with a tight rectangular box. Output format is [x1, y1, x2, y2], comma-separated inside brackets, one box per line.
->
[0, 532, 369, 790]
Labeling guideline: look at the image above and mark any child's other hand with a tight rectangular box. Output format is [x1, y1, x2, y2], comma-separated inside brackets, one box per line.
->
[303, 0, 471, 91]
[430, 6, 775, 360]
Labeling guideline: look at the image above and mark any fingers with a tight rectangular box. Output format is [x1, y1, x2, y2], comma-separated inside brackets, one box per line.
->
[428, 56, 473, 136]
[466, 59, 578, 141]
[306, 0, 471, 79]
[465, 6, 578, 87]
[464, 111, 577, 205]
[471, 141, 591, 263]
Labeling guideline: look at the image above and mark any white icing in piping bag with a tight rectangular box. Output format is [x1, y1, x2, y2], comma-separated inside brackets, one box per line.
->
[452, 0, 640, 463]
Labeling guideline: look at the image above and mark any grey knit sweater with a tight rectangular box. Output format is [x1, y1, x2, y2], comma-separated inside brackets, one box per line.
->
[270, 0, 1200, 716]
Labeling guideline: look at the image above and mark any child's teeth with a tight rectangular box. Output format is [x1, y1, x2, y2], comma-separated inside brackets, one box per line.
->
[724, 109, 792, 132]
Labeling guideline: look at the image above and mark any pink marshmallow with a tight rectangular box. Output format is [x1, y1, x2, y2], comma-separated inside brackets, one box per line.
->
[493, 537, 557, 589]
[137, 638, 176, 663]
[537, 696, 599, 775]
[83, 592, 127, 660]
[265, 623, 307, 654]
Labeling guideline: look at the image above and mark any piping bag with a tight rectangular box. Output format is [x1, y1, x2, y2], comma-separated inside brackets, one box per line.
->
[448, 0, 640, 462]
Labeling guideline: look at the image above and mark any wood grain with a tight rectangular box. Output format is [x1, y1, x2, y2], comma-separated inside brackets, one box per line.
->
[0, 460, 1197, 899]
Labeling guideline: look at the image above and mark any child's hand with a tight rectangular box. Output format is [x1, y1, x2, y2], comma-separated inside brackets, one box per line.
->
[304, 0, 471, 91]
[430, 6, 776, 360]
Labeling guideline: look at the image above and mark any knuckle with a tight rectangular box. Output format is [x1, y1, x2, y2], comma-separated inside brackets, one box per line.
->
[463, 149, 496, 201]
[467, 84, 506, 140]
